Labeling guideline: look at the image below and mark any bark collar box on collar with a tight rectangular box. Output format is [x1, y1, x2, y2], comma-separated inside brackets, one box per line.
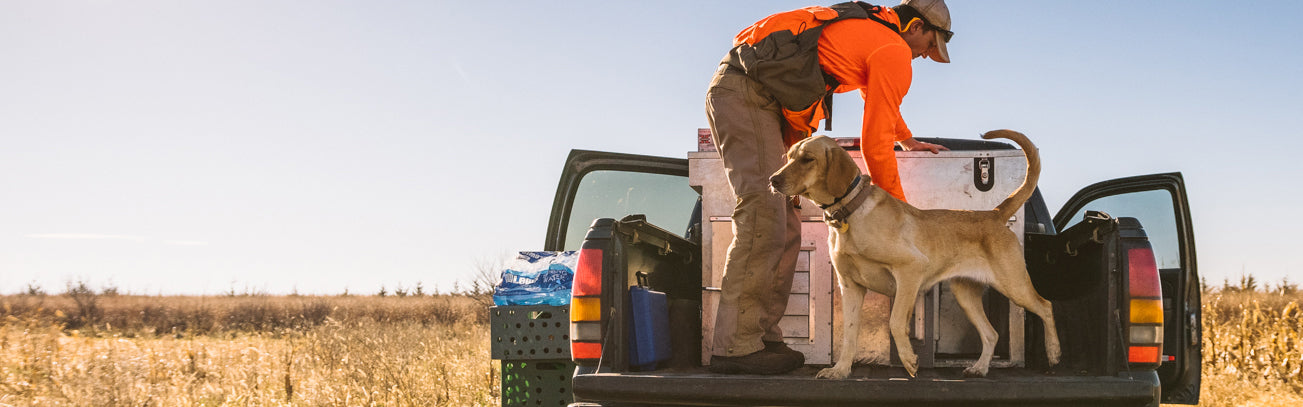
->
[822, 175, 870, 231]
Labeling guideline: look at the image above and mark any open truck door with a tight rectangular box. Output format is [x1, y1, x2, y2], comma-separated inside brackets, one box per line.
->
[544, 150, 696, 252]
[543, 150, 702, 378]
[1053, 172, 1201, 405]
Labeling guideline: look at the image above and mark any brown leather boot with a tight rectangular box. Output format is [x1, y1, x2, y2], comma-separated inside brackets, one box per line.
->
[708, 348, 803, 375]
[764, 340, 806, 363]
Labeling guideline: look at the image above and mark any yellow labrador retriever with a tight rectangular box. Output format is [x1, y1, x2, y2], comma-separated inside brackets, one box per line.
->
[769, 130, 1060, 379]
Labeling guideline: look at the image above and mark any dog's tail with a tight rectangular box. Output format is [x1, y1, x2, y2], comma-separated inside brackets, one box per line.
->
[982, 129, 1040, 221]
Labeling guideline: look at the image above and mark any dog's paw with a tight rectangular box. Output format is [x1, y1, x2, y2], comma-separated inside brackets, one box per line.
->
[1047, 348, 1061, 366]
[963, 364, 990, 378]
[855, 351, 890, 366]
[816, 365, 851, 380]
[900, 353, 918, 377]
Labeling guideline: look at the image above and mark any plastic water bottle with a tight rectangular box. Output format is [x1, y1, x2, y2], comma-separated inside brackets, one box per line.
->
[492, 251, 576, 306]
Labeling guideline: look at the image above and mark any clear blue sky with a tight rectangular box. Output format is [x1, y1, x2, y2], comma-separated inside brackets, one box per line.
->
[2, 1, 1300, 295]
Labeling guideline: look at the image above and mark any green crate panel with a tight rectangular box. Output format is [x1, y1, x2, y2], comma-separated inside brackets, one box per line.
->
[501, 360, 575, 407]
[491, 305, 572, 360]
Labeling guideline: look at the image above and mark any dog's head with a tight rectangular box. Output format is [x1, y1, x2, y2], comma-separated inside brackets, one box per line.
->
[769, 136, 864, 206]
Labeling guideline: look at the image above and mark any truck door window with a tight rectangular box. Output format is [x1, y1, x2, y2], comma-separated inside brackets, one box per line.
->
[1063, 189, 1181, 269]
[564, 170, 697, 251]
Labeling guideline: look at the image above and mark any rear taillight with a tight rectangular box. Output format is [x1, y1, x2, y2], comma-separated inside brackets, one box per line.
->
[1126, 245, 1164, 366]
[570, 246, 603, 365]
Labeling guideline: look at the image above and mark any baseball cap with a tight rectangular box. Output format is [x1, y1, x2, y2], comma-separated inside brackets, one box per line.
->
[900, 0, 951, 63]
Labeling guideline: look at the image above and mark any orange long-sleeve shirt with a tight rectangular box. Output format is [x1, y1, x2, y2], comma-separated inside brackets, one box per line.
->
[817, 13, 914, 202]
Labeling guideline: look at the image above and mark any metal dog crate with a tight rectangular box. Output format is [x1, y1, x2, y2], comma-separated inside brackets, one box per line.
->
[690, 142, 1028, 369]
[490, 305, 576, 407]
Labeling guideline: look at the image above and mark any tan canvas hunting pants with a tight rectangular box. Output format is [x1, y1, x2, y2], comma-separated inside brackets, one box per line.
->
[705, 65, 803, 357]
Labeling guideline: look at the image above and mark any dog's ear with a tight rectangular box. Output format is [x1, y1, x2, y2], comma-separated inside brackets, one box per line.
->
[822, 138, 861, 198]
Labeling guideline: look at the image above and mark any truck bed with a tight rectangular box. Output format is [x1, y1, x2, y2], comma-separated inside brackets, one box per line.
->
[570, 216, 1157, 407]
[574, 366, 1157, 407]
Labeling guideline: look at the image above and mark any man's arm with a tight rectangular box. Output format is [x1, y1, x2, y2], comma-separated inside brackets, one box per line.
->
[859, 43, 914, 201]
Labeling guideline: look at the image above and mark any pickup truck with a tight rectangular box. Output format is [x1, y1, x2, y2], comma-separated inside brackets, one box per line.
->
[542, 135, 1201, 407]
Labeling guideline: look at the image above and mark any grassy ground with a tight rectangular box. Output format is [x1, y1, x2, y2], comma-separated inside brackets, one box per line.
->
[1, 286, 1300, 406]
[0, 294, 498, 406]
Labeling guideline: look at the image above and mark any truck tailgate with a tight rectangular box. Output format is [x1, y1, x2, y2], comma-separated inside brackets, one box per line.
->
[574, 367, 1157, 407]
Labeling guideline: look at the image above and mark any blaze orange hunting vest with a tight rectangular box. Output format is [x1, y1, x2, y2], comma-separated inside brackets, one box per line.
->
[721, 2, 900, 146]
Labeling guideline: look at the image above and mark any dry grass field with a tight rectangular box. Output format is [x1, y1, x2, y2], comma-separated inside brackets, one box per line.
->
[1, 281, 1300, 406]
[0, 292, 498, 406]
[1196, 284, 1303, 407]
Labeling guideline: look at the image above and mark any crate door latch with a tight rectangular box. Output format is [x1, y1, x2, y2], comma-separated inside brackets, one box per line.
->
[974, 157, 995, 192]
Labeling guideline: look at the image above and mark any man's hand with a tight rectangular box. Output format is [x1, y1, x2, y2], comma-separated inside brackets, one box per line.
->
[899, 138, 949, 154]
